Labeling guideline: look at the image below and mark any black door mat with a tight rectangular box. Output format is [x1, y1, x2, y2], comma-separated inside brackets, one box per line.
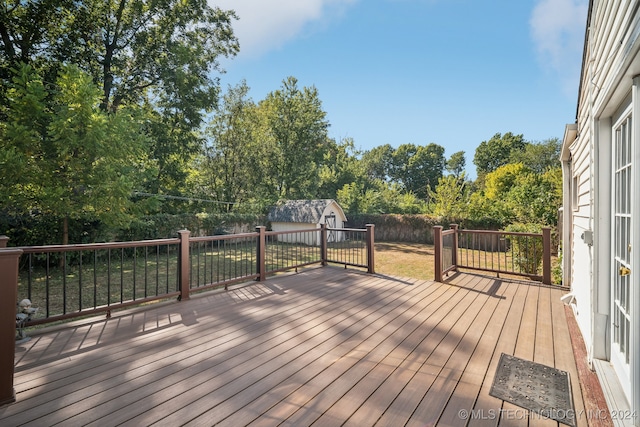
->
[489, 353, 576, 427]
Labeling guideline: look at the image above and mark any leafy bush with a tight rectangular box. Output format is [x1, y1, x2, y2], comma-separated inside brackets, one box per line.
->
[505, 223, 544, 275]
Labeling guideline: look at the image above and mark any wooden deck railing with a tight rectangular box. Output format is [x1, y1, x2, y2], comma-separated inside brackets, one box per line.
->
[2, 224, 375, 325]
[0, 224, 374, 404]
[434, 224, 552, 285]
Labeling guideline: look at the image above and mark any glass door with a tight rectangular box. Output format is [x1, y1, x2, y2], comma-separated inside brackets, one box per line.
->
[612, 112, 632, 400]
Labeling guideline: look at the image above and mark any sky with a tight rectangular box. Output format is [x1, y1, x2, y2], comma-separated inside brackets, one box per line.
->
[212, 0, 588, 178]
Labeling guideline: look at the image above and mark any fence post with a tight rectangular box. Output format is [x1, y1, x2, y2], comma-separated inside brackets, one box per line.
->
[0, 236, 8, 248]
[320, 223, 328, 266]
[434, 226, 443, 282]
[256, 226, 266, 281]
[0, 247, 22, 405]
[450, 224, 459, 271]
[178, 230, 190, 301]
[366, 224, 375, 274]
[542, 227, 552, 285]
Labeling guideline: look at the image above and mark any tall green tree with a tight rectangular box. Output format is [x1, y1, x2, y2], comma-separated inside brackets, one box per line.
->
[0, 64, 148, 243]
[257, 77, 330, 199]
[1, 0, 240, 202]
[510, 138, 561, 173]
[468, 162, 562, 226]
[317, 138, 364, 199]
[360, 144, 394, 182]
[473, 132, 526, 177]
[391, 143, 445, 199]
[446, 150, 466, 178]
[1, 0, 239, 113]
[196, 80, 261, 211]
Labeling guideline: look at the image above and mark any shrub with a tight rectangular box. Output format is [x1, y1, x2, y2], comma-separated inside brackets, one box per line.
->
[505, 223, 543, 275]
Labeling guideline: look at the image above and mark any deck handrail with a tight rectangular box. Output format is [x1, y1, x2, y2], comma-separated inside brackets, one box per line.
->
[0, 224, 374, 403]
[434, 225, 552, 285]
[2, 224, 375, 326]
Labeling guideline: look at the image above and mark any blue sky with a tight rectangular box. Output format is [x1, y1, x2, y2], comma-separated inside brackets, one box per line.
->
[213, 0, 588, 178]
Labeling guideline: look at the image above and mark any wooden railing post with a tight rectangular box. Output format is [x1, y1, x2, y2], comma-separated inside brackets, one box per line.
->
[256, 226, 266, 281]
[434, 226, 443, 282]
[0, 236, 8, 248]
[450, 224, 459, 271]
[320, 223, 328, 266]
[0, 247, 22, 405]
[178, 230, 190, 300]
[366, 224, 375, 274]
[542, 227, 552, 285]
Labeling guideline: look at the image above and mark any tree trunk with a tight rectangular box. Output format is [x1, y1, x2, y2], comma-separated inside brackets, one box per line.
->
[60, 217, 69, 268]
[62, 217, 69, 245]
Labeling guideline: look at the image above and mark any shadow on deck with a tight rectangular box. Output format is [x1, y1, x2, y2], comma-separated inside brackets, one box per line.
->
[1, 267, 589, 426]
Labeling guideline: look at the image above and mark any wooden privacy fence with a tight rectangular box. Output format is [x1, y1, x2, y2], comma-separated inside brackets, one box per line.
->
[0, 224, 374, 405]
[434, 224, 552, 285]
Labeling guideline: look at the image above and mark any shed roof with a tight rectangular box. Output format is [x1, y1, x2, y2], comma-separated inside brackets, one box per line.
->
[267, 199, 344, 223]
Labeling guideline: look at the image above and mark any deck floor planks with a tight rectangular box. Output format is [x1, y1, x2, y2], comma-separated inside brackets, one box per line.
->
[293, 274, 490, 427]
[242, 273, 481, 427]
[16, 274, 330, 380]
[0, 268, 588, 427]
[13, 280, 301, 386]
[51, 274, 409, 426]
[181, 276, 444, 427]
[550, 288, 587, 427]
[8, 270, 390, 424]
[467, 280, 532, 427]
[366, 275, 496, 427]
[116, 277, 433, 426]
[337, 274, 485, 427]
[404, 276, 515, 427]
[252, 278, 472, 425]
[273, 274, 485, 427]
[215, 277, 452, 427]
[500, 283, 541, 426]
[529, 285, 561, 427]
[88, 275, 434, 426]
[433, 278, 519, 426]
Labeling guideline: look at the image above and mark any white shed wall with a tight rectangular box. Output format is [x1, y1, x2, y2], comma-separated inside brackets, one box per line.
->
[271, 222, 320, 245]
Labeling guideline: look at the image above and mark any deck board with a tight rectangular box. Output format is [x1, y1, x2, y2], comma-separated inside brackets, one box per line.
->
[0, 267, 593, 427]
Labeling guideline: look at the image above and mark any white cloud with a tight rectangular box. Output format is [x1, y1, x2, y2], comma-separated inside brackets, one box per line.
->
[530, 0, 588, 95]
[211, 0, 357, 59]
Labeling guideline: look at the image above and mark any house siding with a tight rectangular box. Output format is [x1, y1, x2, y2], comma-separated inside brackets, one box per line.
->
[569, 0, 640, 350]
[565, 0, 640, 418]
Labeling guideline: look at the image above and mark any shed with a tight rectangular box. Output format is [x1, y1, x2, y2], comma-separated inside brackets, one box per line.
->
[267, 199, 347, 245]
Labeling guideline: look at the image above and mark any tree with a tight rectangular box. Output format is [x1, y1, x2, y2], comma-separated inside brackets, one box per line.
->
[511, 138, 561, 173]
[1, 0, 240, 202]
[484, 163, 529, 200]
[446, 151, 466, 177]
[473, 132, 526, 176]
[469, 162, 562, 226]
[360, 144, 394, 182]
[317, 138, 365, 199]
[1, 0, 239, 113]
[336, 181, 426, 214]
[0, 0, 76, 80]
[196, 81, 260, 212]
[391, 143, 445, 199]
[0, 64, 148, 244]
[428, 173, 470, 218]
[257, 77, 330, 199]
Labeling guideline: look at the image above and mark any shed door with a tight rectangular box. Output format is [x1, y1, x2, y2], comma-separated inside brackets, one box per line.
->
[612, 111, 632, 400]
[325, 212, 336, 242]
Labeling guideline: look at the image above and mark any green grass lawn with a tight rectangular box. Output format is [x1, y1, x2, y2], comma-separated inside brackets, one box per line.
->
[374, 242, 436, 281]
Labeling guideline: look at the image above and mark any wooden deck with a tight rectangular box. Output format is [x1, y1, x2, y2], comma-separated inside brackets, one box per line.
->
[1, 267, 589, 426]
